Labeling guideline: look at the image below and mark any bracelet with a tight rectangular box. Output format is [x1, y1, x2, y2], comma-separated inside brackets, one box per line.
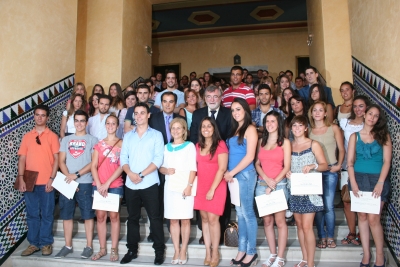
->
[188, 183, 193, 187]
[314, 163, 319, 170]
[50, 177, 55, 180]
[377, 181, 384, 184]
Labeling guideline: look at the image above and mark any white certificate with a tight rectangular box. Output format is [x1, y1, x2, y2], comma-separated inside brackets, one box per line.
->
[340, 171, 349, 189]
[52, 171, 78, 199]
[350, 191, 381, 214]
[167, 172, 197, 196]
[255, 190, 288, 217]
[228, 178, 240, 206]
[92, 191, 120, 212]
[290, 173, 322, 195]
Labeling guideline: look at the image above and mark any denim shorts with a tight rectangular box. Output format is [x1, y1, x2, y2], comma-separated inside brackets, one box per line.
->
[255, 178, 289, 202]
[92, 186, 124, 198]
[348, 172, 390, 202]
[59, 183, 95, 220]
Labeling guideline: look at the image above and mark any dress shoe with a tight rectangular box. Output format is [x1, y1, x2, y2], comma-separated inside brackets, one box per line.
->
[154, 251, 165, 265]
[120, 250, 138, 264]
[147, 233, 154, 242]
[199, 235, 205, 245]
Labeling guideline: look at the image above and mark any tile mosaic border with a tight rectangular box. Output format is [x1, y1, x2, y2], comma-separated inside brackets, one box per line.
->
[353, 57, 400, 266]
[0, 74, 75, 126]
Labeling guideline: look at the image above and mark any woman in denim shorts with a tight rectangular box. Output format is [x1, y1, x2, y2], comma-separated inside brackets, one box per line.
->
[255, 111, 291, 267]
[91, 115, 124, 262]
[347, 105, 392, 267]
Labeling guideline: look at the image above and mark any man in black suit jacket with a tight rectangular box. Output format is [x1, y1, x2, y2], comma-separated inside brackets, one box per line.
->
[148, 91, 183, 239]
[189, 85, 232, 245]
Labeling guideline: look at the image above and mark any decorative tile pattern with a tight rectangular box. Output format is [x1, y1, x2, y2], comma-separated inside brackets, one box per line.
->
[353, 57, 400, 265]
[0, 75, 74, 263]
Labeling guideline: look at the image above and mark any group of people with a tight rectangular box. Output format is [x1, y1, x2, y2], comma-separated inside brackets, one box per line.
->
[16, 65, 391, 267]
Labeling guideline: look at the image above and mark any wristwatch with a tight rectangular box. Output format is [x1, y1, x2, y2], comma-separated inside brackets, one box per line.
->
[50, 177, 55, 180]
[139, 172, 145, 179]
[75, 171, 81, 178]
[188, 183, 193, 187]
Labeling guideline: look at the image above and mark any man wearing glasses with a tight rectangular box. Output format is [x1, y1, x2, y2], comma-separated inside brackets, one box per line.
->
[17, 104, 60, 256]
[190, 85, 231, 245]
[222, 66, 256, 110]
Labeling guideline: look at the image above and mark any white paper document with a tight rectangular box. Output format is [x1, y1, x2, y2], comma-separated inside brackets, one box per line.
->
[290, 173, 322, 195]
[92, 191, 120, 212]
[228, 178, 240, 206]
[52, 171, 78, 199]
[255, 190, 288, 217]
[340, 171, 349, 189]
[350, 191, 381, 214]
[167, 172, 197, 196]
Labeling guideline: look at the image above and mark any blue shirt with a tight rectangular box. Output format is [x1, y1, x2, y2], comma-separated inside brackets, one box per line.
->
[251, 106, 286, 127]
[120, 127, 164, 190]
[227, 136, 254, 172]
[154, 89, 185, 108]
[298, 84, 335, 108]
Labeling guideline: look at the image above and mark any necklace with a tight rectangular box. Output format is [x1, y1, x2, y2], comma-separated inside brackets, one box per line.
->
[343, 102, 352, 107]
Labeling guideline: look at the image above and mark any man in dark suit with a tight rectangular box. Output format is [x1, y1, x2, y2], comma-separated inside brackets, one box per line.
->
[190, 85, 232, 245]
[148, 91, 184, 240]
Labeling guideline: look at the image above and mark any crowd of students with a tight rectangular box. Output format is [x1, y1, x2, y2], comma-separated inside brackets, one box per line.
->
[16, 65, 391, 267]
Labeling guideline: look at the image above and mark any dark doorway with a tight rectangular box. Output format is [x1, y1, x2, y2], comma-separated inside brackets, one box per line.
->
[296, 56, 310, 76]
[153, 64, 181, 80]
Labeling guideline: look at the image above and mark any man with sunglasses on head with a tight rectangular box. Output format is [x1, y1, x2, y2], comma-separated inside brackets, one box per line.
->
[17, 104, 60, 257]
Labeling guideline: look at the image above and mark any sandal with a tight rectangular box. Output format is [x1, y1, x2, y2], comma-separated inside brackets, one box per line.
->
[294, 259, 307, 267]
[271, 257, 285, 267]
[110, 247, 119, 262]
[91, 247, 107, 261]
[341, 232, 361, 246]
[262, 254, 277, 267]
[327, 239, 337, 248]
[316, 239, 327, 249]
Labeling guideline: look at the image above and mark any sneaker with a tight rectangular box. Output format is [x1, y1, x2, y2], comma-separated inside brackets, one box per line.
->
[54, 246, 73, 258]
[41, 245, 52, 256]
[21, 245, 40, 256]
[81, 246, 93, 259]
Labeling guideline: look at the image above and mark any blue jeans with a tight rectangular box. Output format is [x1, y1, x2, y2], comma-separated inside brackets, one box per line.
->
[24, 185, 55, 248]
[235, 169, 257, 255]
[315, 170, 338, 238]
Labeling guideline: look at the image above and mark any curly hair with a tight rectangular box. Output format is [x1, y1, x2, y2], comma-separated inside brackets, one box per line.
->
[366, 104, 389, 146]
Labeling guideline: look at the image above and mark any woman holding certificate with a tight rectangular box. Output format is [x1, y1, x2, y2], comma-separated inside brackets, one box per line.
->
[224, 98, 258, 267]
[255, 111, 291, 267]
[91, 115, 123, 261]
[347, 104, 392, 267]
[194, 117, 228, 267]
[309, 101, 345, 249]
[286, 115, 328, 267]
[160, 118, 197, 265]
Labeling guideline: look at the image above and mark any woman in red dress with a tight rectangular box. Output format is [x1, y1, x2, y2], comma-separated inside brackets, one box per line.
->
[194, 117, 228, 267]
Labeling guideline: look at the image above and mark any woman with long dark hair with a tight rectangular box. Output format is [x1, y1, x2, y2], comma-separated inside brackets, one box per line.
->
[285, 95, 308, 139]
[88, 93, 101, 117]
[194, 117, 228, 267]
[279, 88, 296, 116]
[308, 84, 333, 123]
[108, 83, 125, 115]
[60, 93, 85, 138]
[347, 104, 392, 267]
[339, 95, 371, 246]
[333, 81, 355, 124]
[224, 98, 258, 267]
[255, 111, 291, 267]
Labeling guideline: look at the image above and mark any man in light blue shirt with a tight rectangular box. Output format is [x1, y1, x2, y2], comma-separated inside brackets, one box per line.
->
[119, 102, 165, 265]
[154, 70, 185, 113]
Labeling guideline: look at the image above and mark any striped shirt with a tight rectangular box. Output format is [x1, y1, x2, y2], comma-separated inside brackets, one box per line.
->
[222, 83, 256, 108]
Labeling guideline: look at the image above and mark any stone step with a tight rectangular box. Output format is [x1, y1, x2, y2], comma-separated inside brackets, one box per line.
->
[53, 218, 358, 241]
[14, 235, 388, 265]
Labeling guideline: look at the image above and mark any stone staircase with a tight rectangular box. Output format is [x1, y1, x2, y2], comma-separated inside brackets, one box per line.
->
[11, 194, 396, 267]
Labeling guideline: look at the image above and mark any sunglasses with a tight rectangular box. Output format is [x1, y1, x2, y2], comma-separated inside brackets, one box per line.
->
[36, 135, 41, 145]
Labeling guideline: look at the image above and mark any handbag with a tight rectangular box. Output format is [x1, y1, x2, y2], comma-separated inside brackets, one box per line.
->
[14, 170, 39, 192]
[341, 184, 351, 203]
[224, 222, 238, 247]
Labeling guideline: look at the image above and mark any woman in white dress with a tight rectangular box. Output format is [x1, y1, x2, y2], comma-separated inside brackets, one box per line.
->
[159, 118, 197, 265]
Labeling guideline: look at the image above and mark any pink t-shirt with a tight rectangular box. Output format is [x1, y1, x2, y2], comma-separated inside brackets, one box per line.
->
[93, 140, 123, 188]
[258, 145, 284, 179]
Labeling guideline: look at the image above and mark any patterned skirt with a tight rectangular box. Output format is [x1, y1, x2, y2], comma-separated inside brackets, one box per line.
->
[288, 194, 324, 214]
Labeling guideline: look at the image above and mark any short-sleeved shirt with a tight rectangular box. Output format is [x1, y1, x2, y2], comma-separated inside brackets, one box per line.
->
[87, 113, 109, 140]
[154, 89, 185, 108]
[63, 110, 76, 134]
[60, 134, 98, 184]
[18, 127, 60, 185]
[251, 106, 286, 127]
[93, 140, 123, 188]
[222, 83, 256, 108]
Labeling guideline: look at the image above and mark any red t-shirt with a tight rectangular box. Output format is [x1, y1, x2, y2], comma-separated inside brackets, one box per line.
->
[222, 82, 256, 108]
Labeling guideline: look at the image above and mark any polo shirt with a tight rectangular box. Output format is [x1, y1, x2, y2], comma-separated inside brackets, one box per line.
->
[222, 82, 256, 108]
[18, 127, 60, 185]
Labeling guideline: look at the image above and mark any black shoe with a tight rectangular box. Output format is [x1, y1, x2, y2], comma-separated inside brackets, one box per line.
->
[154, 252, 165, 265]
[147, 233, 154, 242]
[120, 250, 138, 264]
[240, 253, 258, 267]
[199, 234, 205, 245]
